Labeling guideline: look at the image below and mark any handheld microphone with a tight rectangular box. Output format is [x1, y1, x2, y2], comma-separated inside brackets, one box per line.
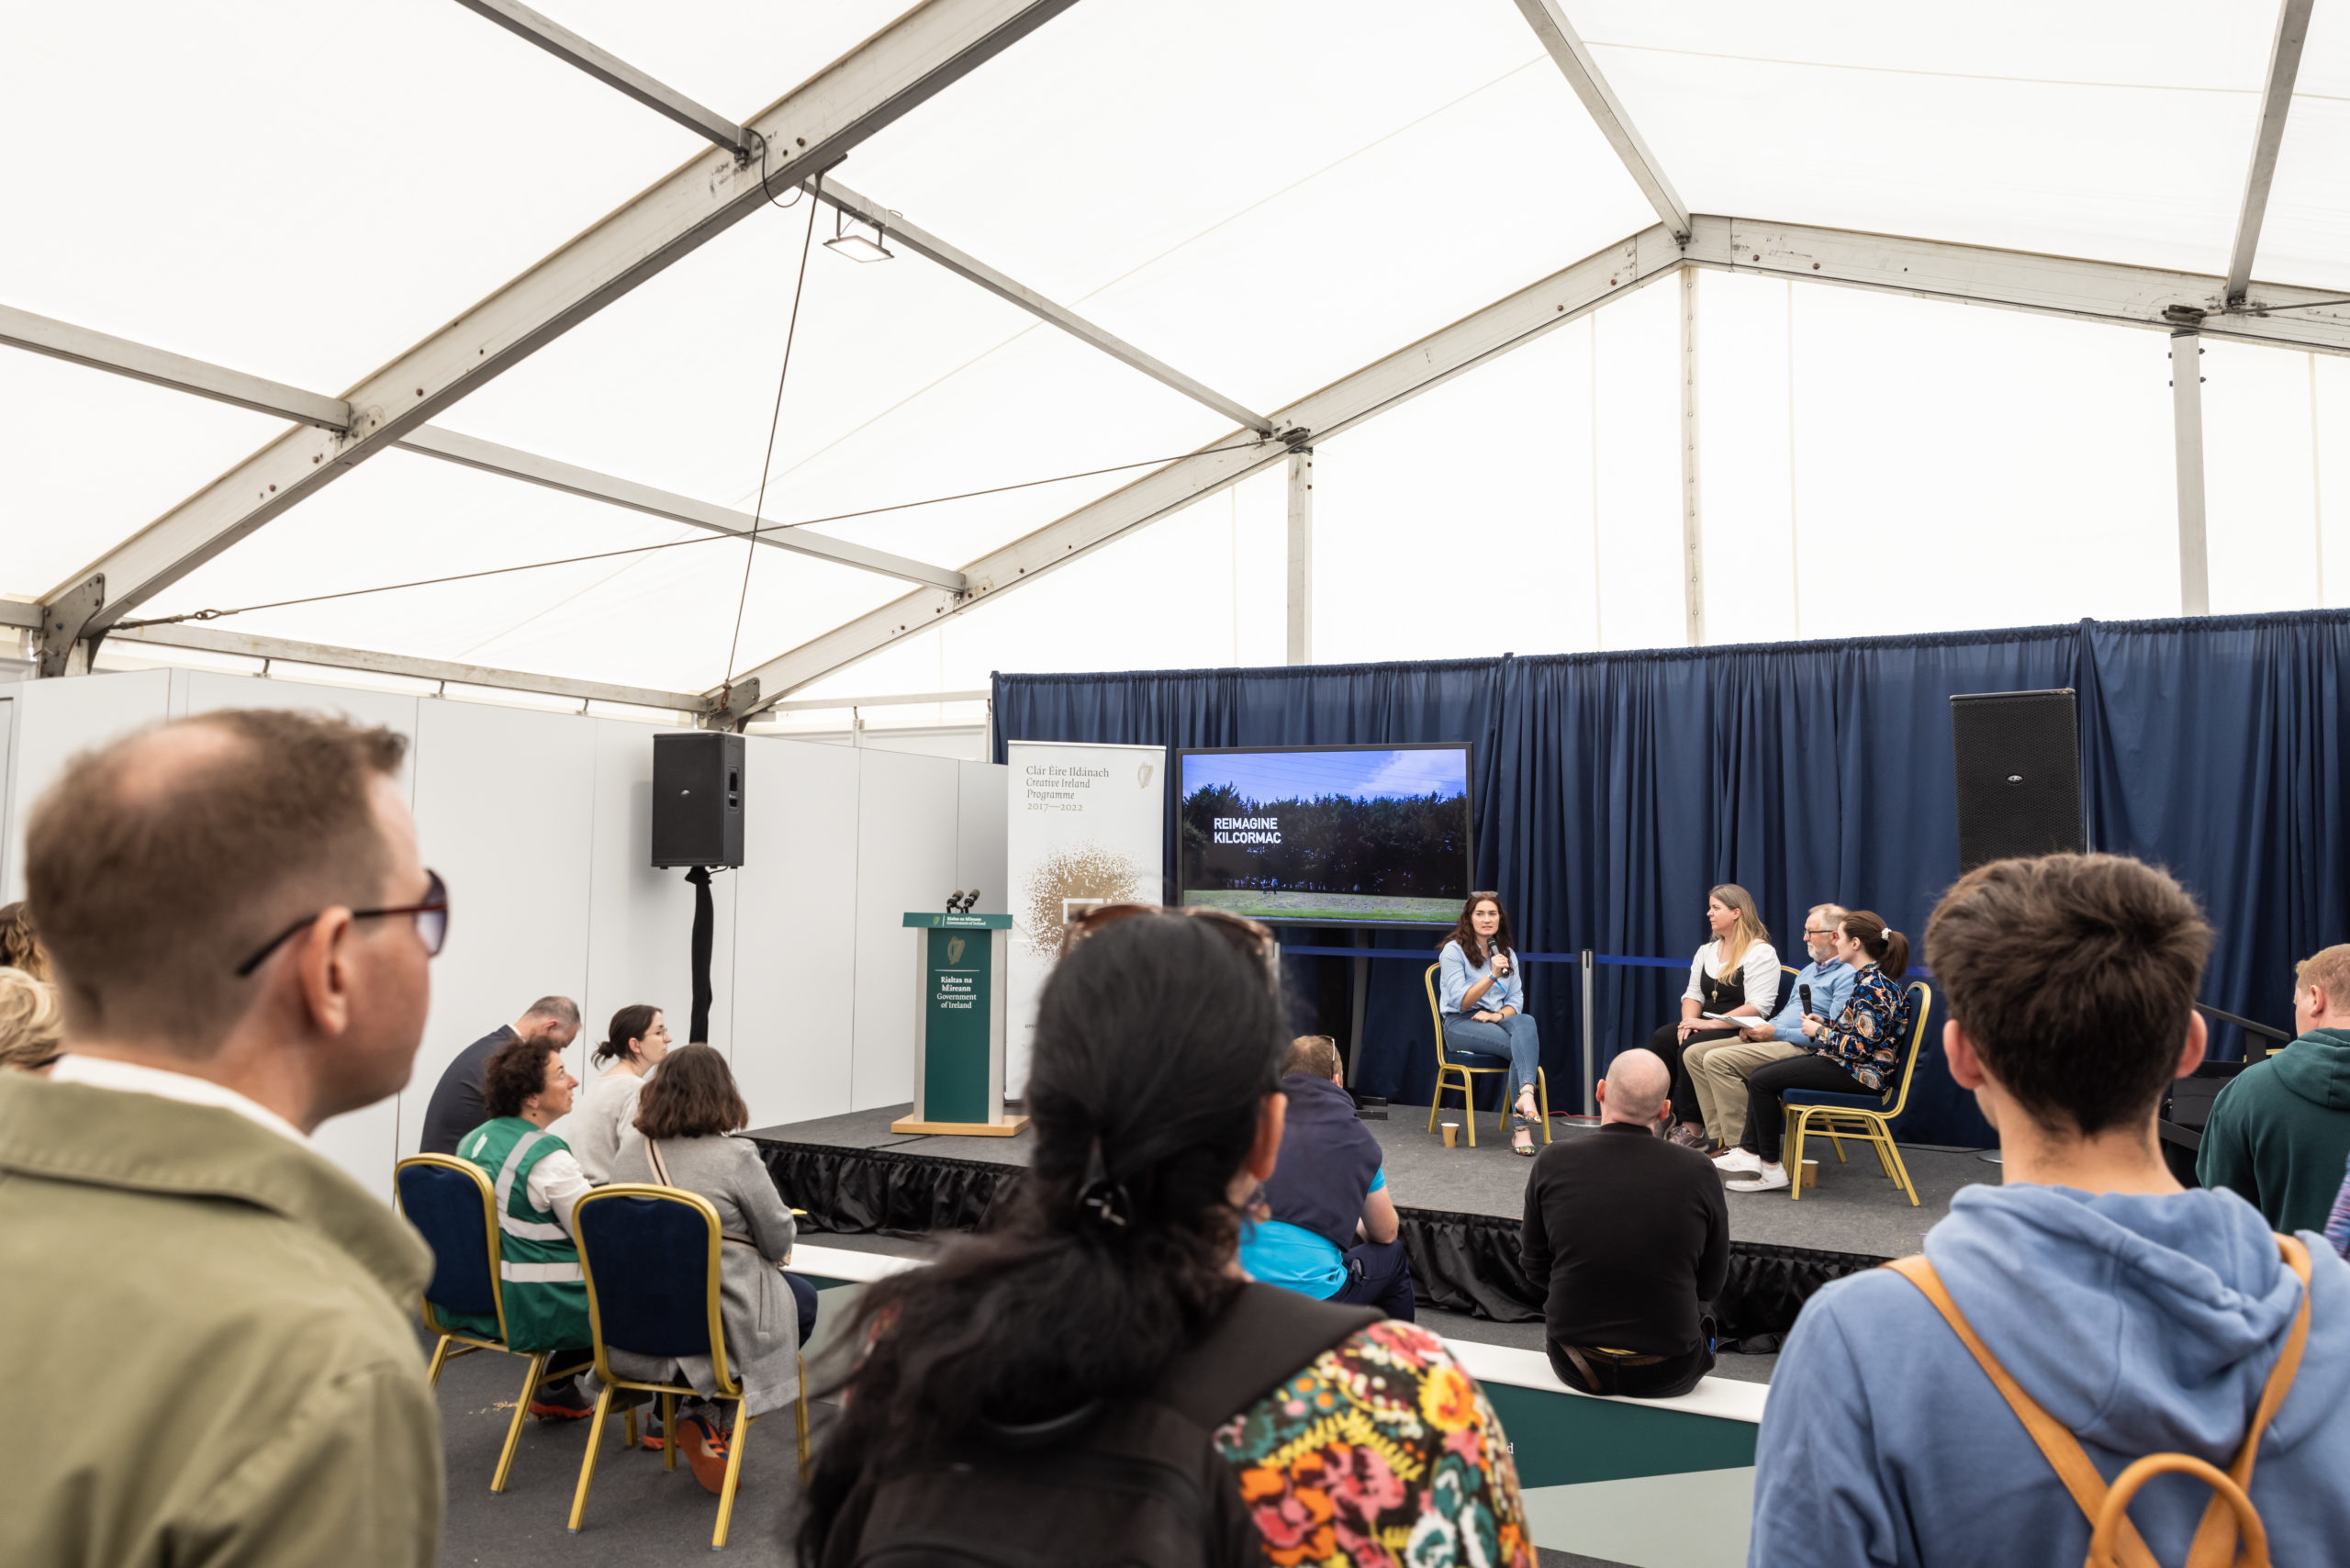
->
[1799, 983, 1814, 1015]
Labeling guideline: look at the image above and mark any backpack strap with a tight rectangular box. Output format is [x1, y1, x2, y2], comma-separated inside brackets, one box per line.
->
[1150, 1282, 1382, 1430]
[1886, 1234, 2313, 1568]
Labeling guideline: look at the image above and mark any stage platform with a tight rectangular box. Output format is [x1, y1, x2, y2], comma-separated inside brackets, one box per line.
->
[749, 1102, 1989, 1357]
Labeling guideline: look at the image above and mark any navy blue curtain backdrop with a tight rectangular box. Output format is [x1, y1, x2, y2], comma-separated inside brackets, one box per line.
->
[993, 609, 2350, 1147]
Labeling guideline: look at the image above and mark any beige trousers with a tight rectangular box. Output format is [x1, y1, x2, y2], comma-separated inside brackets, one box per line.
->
[1686, 1036, 1804, 1145]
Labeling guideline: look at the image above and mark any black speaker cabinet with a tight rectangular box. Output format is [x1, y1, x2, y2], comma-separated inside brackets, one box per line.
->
[652, 732, 745, 868]
[1950, 689, 2084, 873]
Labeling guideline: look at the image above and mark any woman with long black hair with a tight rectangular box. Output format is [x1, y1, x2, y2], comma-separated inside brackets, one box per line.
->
[797, 907, 1533, 1566]
[1438, 891, 1543, 1156]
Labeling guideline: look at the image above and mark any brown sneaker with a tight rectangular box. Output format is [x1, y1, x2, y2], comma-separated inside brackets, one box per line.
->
[1666, 1122, 1709, 1150]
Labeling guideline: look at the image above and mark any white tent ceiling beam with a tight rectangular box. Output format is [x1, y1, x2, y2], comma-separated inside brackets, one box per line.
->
[0, 305, 963, 594]
[105, 622, 715, 712]
[0, 303, 352, 431]
[39, 0, 1081, 655]
[762, 689, 990, 712]
[1682, 217, 2350, 355]
[393, 425, 968, 592]
[2224, 0, 2316, 307]
[1285, 447, 1314, 664]
[449, 0, 754, 155]
[725, 227, 1684, 711]
[817, 180, 1275, 434]
[2170, 330, 2211, 615]
[1510, 0, 1689, 243]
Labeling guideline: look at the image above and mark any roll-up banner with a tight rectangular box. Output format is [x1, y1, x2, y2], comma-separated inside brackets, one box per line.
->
[1005, 739, 1168, 1101]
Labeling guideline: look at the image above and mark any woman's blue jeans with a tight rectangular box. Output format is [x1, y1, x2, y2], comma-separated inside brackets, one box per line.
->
[1441, 1013, 1542, 1112]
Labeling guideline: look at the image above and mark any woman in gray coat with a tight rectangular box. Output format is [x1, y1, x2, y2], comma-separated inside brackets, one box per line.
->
[604, 1045, 816, 1484]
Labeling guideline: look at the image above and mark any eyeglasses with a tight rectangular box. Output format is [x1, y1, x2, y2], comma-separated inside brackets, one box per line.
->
[234, 868, 450, 978]
[1803, 927, 1834, 938]
[1061, 902, 1278, 970]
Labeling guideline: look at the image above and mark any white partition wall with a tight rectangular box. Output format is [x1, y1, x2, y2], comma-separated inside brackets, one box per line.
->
[401, 700, 597, 1159]
[730, 736, 861, 1126]
[850, 747, 963, 1111]
[582, 718, 732, 1079]
[956, 762, 1009, 915]
[1, 669, 1008, 1179]
[1, 667, 173, 904]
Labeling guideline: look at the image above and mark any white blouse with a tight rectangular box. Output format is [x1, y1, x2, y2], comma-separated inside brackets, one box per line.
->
[1682, 938, 1783, 1017]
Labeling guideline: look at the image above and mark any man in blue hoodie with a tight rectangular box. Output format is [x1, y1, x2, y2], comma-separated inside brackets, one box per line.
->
[2198, 943, 2350, 1234]
[1750, 854, 2350, 1566]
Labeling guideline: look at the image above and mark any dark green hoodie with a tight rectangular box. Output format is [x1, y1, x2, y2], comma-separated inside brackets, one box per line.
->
[2197, 1025, 2350, 1234]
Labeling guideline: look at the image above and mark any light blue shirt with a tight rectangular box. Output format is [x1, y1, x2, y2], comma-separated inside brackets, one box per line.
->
[1764, 958, 1854, 1046]
[1239, 1167, 1387, 1300]
[1439, 939, 1524, 1015]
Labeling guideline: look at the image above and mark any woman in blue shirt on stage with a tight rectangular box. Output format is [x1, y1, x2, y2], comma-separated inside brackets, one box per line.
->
[1438, 892, 1543, 1156]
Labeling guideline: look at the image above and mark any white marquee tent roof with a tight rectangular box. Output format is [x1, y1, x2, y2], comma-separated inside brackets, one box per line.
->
[8, 0, 2349, 724]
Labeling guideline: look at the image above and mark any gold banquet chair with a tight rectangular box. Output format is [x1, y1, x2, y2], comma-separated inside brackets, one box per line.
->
[1424, 962, 1550, 1148]
[567, 1184, 811, 1551]
[1783, 980, 1932, 1206]
[394, 1154, 620, 1492]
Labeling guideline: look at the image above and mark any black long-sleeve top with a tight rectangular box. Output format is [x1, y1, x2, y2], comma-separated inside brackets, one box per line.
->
[1518, 1121, 1729, 1358]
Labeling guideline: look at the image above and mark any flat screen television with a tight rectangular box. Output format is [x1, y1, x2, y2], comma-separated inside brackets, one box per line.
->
[1177, 744, 1473, 926]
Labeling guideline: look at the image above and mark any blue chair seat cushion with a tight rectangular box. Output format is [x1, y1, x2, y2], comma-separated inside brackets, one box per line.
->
[1781, 1088, 1891, 1110]
[1443, 1049, 1510, 1070]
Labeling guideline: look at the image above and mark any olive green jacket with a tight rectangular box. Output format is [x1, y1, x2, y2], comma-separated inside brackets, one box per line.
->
[0, 1072, 442, 1567]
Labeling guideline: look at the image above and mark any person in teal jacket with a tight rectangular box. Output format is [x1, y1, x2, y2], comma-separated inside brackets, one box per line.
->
[2198, 944, 2350, 1235]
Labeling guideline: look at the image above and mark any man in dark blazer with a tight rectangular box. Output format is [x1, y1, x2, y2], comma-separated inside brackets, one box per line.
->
[416, 995, 579, 1155]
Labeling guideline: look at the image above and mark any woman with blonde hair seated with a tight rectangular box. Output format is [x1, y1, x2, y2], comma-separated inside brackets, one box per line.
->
[0, 968, 63, 1073]
[1648, 884, 1780, 1149]
[604, 1044, 814, 1491]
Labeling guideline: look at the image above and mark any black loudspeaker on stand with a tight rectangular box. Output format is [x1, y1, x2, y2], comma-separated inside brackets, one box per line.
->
[1949, 689, 2085, 873]
[652, 734, 746, 1043]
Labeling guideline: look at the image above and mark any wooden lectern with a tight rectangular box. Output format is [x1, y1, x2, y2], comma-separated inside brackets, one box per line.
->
[891, 913, 1028, 1137]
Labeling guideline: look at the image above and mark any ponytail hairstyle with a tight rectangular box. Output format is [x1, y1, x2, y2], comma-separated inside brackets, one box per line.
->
[796, 913, 1288, 1562]
[591, 1003, 662, 1069]
[1709, 884, 1769, 970]
[1442, 890, 1516, 968]
[1839, 909, 1910, 979]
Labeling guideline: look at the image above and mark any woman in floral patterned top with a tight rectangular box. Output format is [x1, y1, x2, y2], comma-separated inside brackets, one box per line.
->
[796, 907, 1532, 1567]
[1721, 910, 1913, 1194]
[1218, 1316, 1531, 1566]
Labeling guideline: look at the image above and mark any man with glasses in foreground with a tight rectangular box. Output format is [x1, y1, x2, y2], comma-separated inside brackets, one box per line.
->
[0, 710, 448, 1567]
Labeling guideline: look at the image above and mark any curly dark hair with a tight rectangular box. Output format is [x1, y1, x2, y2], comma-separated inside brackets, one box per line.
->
[480, 1033, 564, 1121]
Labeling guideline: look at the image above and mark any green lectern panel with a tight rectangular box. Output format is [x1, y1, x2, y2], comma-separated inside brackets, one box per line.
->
[923, 928, 992, 1125]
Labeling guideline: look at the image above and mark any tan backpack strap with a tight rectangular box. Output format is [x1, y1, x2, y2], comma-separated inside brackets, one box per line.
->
[2176, 1234, 2312, 1568]
[1883, 1257, 2161, 1568]
[2097, 1455, 2266, 1568]
[645, 1137, 672, 1188]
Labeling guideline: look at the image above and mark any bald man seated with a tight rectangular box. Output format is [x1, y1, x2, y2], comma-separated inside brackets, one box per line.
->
[1519, 1048, 1729, 1398]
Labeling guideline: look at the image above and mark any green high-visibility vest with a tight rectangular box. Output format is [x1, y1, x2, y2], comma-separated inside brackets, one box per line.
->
[456, 1117, 591, 1353]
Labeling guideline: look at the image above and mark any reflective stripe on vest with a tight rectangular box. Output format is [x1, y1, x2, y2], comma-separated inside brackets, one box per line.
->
[492, 1129, 569, 1242]
[501, 1260, 586, 1283]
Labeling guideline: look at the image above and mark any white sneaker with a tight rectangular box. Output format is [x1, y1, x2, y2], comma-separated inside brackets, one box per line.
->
[1727, 1164, 1791, 1193]
[1712, 1148, 1762, 1176]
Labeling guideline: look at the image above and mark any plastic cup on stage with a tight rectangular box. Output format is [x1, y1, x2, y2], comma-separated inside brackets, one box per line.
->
[1800, 1158, 1818, 1188]
[1441, 1122, 1459, 1148]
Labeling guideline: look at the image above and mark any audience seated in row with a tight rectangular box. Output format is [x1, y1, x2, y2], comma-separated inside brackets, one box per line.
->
[605, 1041, 816, 1483]
[0, 711, 444, 1567]
[1714, 910, 1912, 1193]
[1522, 1047, 1728, 1398]
[1237, 1033, 1413, 1320]
[550, 1002, 672, 1182]
[798, 905, 1533, 1565]
[2198, 942, 2350, 1236]
[1751, 853, 2350, 1563]
[1685, 901, 1852, 1148]
[419, 992, 580, 1158]
[0, 965, 63, 1072]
